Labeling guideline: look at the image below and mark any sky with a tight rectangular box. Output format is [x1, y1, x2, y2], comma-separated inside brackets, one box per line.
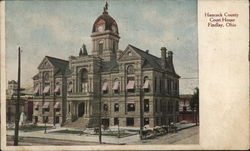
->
[5, 0, 198, 94]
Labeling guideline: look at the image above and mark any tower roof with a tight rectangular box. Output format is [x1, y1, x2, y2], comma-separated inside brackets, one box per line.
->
[92, 2, 119, 34]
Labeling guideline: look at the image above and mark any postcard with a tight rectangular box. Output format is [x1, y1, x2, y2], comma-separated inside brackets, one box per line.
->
[0, 0, 249, 150]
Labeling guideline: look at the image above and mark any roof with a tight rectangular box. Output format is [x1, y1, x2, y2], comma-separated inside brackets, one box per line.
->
[92, 12, 118, 34]
[45, 56, 69, 76]
[45, 56, 69, 70]
[128, 45, 162, 70]
[128, 44, 179, 77]
[101, 60, 119, 72]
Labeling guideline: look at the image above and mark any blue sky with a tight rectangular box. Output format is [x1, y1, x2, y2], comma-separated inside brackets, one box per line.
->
[5, 0, 198, 94]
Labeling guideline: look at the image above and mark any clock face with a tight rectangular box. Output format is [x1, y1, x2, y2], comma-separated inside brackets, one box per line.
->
[112, 25, 117, 32]
[97, 25, 104, 32]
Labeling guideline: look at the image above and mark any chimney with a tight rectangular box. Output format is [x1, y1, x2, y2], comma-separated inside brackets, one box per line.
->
[161, 47, 167, 68]
[167, 51, 173, 64]
[146, 50, 149, 54]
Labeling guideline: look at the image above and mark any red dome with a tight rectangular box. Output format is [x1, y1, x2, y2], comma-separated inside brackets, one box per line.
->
[92, 12, 119, 34]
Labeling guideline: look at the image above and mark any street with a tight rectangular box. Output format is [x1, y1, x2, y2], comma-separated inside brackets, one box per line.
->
[129, 126, 199, 144]
[7, 126, 199, 146]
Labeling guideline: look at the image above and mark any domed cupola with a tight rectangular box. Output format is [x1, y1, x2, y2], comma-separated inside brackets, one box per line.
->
[91, 2, 120, 61]
[92, 2, 119, 34]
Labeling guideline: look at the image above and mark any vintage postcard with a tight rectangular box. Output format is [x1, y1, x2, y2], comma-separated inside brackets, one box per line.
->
[0, 0, 249, 150]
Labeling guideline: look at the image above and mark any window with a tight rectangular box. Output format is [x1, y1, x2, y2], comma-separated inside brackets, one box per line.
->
[143, 76, 150, 92]
[102, 81, 108, 94]
[127, 65, 134, 74]
[68, 104, 71, 112]
[128, 51, 132, 56]
[183, 106, 187, 112]
[160, 100, 163, 112]
[167, 79, 171, 94]
[155, 99, 158, 112]
[43, 116, 48, 123]
[99, 40, 103, 55]
[159, 79, 162, 93]
[156, 117, 160, 126]
[112, 41, 116, 53]
[114, 117, 119, 125]
[34, 85, 39, 96]
[43, 83, 50, 95]
[126, 77, 135, 93]
[154, 77, 157, 92]
[34, 102, 39, 111]
[173, 81, 178, 95]
[144, 99, 149, 112]
[114, 103, 119, 112]
[144, 118, 149, 126]
[54, 102, 60, 112]
[176, 102, 179, 111]
[42, 102, 50, 112]
[126, 118, 134, 126]
[54, 83, 60, 95]
[80, 69, 88, 93]
[55, 117, 60, 124]
[68, 82, 73, 93]
[112, 79, 119, 94]
[127, 103, 135, 112]
[103, 104, 108, 111]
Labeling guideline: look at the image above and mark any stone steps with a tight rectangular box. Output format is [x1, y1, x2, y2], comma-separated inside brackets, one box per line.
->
[63, 117, 90, 128]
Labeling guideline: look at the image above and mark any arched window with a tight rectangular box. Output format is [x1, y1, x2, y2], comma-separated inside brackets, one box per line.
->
[127, 65, 134, 75]
[79, 68, 88, 93]
[99, 40, 104, 55]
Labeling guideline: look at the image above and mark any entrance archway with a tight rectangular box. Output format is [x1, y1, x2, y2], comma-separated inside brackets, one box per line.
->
[78, 102, 85, 117]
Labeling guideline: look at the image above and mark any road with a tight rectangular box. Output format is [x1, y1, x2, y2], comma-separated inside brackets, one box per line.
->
[7, 136, 106, 146]
[129, 126, 199, 145]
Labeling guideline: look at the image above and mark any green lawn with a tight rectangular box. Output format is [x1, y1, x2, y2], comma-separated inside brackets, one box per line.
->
[94, 132, 132, 137]
[52, 129, 132, 137]
[7, 125, 53, 132]
[52, 129, 86, 134]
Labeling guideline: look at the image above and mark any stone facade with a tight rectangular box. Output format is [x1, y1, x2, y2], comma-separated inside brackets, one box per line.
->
[31, 4, 180, 128]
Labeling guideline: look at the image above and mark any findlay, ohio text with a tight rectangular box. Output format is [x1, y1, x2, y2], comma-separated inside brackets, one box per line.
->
[205, 12, 239, 28]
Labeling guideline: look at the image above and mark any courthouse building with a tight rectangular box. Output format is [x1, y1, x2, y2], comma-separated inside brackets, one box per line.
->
[32, 3, 180, 128]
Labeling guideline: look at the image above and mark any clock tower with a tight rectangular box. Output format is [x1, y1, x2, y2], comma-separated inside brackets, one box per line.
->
[91, 2, 120, 61]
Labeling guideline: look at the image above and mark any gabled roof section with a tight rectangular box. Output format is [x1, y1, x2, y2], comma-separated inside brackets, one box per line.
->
[45, 56, 69, 71]
[127, 44, 180, 77]
[128, 44, 162, 70]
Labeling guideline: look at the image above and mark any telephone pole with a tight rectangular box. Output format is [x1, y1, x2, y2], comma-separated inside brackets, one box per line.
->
[14, 46, 21, 146]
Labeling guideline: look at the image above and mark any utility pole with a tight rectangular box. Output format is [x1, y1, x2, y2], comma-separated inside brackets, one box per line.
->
[98, 64, 102, 144]
[14, 46, 21, 146]
[139, 84, 143, 140]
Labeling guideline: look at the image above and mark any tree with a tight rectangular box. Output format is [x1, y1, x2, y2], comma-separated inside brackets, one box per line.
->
[190, 87, 199, 125]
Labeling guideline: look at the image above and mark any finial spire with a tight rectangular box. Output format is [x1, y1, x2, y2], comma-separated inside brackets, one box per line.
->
[103, 1, 109, 14]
